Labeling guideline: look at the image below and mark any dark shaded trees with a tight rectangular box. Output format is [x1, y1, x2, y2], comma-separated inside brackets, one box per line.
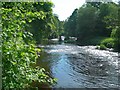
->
[64, 9, 78, 38]
[64, 1, 119, 51]
[107, 3, 120, 51]
[76, 4, 98, 43]
[51, 14, 64, 39]
[27, 2, 57, 44]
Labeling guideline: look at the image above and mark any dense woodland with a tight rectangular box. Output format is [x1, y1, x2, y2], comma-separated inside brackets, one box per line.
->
[1, 1, 120, 89]
[64, 1, 120, 51]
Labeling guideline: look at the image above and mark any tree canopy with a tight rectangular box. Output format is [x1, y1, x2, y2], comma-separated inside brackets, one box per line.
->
[64, 1, 120, 51]
[2, 2, 57, 89]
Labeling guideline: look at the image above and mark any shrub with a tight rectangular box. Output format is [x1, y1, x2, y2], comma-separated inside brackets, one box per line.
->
[100, 44, 107, 50]
[101, 38, 114, 48]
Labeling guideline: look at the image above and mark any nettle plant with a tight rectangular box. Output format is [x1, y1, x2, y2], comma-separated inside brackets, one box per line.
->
[2, 2, 56, 88]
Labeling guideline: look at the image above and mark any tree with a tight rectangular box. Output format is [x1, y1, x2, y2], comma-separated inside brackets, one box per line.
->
[64, 2, 119, 47]
[27, 2, 57, 44]
[2, 2, 56, 89]
[49, 14, 64, 39]
[76, 4, 98, 44]
[64, 9, 78, 38]
[109, 2, 120, 51]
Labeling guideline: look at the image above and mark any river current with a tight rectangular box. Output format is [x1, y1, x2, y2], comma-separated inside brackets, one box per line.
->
[38, 43, 119, 88]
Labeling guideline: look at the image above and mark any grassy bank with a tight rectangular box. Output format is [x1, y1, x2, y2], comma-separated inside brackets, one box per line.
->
[76, 36, 116, 51]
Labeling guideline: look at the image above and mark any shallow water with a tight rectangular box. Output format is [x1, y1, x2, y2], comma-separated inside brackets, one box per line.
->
[38, 43, 119, 88]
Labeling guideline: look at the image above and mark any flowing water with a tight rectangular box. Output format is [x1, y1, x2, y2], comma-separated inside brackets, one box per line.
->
[37, 43, 119, 88]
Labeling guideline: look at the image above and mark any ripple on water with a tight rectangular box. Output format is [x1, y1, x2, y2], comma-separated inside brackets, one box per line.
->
[41, 44, 119, 88]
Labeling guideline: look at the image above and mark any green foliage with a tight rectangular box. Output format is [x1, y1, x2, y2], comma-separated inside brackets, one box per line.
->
[103, 3, 119, 51]
[23, 2, 53, 43]
[104, 3, 118, 30]
[64, 9, 78, 37]
[113, 27, 120, 51]
[64, 3, 99, 44]
[111, 28, 117, 38]
[64, 2, 119, 52]
[100, 44, 107, 50]
[49, 14, 64, 39]
[84, 37, 108, 45]
[2, 2, 56, 89]
[77, 4, 98, 38]
[101, 38, 114, 48]
[27, 2, 63, 44]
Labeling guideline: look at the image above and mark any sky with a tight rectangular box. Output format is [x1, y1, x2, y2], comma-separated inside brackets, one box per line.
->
[51, 0, 85, 21]
[51, 0, 119, 21]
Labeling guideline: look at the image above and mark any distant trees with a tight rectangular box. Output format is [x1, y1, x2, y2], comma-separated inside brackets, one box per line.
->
[51, 14, 64, 39]
[64, 9, 78, 38]
[64, 1, 119, 51]
[76, 4, 98, 43]
[27, 2, 62, 44]
[28, 2, 63, 44]
[109, 2, 120, 51]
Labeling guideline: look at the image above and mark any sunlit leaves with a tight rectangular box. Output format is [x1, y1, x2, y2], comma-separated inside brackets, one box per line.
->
[28, 2, 57, 44]
[64, 2, 119, 47]
[2, 2, 56, 89]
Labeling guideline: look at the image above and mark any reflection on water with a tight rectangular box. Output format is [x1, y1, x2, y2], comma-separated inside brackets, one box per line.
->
[37, 43, 119, 88]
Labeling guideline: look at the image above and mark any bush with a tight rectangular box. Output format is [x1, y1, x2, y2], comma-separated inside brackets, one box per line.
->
[113, 39, 120, 52]
[100, 44, 107, 50]
[101, 38, 114, 48]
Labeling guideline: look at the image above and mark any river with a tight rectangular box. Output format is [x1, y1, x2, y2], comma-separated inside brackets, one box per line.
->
[37, 42, 119, 88]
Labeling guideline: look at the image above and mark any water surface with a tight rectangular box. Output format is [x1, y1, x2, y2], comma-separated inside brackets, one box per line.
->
[38, 43, 119, 88]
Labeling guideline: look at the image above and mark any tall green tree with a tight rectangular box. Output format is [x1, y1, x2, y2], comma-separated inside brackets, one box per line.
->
[27, 2, 56, 44]
[76, 4, 98, 44]
[64, 9, 78, 38]
[106, 2, 120, 51]
[49, 14, 64, 39]
[64, 2, 119, 48]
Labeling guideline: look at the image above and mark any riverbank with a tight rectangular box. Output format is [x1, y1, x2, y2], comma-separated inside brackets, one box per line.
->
[64, 36, 119, 52]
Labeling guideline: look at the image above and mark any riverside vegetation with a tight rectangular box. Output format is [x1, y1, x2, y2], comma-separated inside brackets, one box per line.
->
[64, 1, 120, 52]
[1, 1, 120, 89]
[1, 2, 60, 89]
